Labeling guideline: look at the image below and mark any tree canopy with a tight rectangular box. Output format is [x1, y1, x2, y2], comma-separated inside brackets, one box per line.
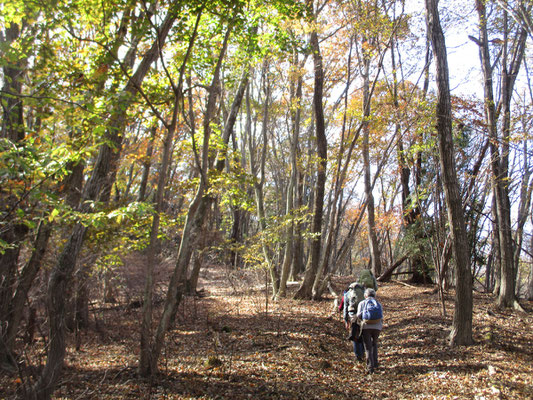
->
[0, 0, 532, 397]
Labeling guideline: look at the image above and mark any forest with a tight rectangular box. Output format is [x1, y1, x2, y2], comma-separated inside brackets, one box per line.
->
[0, 0, 532, 398]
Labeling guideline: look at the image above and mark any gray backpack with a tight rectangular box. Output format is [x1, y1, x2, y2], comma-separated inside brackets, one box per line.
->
[347, 284, 365, 322]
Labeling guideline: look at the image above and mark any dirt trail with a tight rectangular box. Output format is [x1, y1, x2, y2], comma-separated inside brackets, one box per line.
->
[2, 264, 532, 399]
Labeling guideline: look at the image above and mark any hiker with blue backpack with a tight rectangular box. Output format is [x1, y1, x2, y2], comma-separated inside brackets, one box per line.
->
[356, 287, 383, 374]
[342, 282, 365, 361]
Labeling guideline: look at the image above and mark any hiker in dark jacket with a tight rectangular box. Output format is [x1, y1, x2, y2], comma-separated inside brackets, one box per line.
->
[356, 288, 383, 373]
[343, 283, 364, 361]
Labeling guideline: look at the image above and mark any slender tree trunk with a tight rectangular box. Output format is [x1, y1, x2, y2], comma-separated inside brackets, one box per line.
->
[491, 196, 502, 296]
[147, 24, 252, 375]
[499, 12, 528, 299]
[527, 231, 533, 300]
[362, 53, 382, 277]
[278, 50, 305, 296]
[426, 0, 473, 346]
[138, 125, 157, 202]
[294, 25, 326, 300]
[244, 66, 277, 294]
[138, 7, 203, 376]
[513, 140, 533, 288]
[290, 70, 306, 281]
[312, 39, 355, 298]
[139, 115, 177, 376]
[2, 221, 51, 368]
[277, 179, 294, 299]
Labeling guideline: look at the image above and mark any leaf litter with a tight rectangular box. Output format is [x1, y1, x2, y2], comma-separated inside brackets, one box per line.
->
[1, 265, 532, 399]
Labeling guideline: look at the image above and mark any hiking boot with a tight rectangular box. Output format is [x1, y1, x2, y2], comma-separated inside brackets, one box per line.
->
[356, 356, 364, 362]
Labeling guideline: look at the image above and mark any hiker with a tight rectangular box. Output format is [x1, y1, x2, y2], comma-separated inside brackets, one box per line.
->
[357, 269, 378, 291]
[356, 288, 383, 374]
[342, 282, 365, 362]
[338, 285, 348, 313]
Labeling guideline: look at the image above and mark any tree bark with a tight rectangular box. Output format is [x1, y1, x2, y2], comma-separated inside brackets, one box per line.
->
[0, 21, 28, 341]
[246, 61, 280, 296]
[362, 51, 382, 277]
[138, 7, 203, 376]
[290, 56, 306, 280]
[425, 0, 473, 346]
[527, 231, 533, 300]
[475, 0, 527, 309]
[1, 221, 51, 369]
[277, 50, 305, 298]
[294, 24, 327, 300]
[513, 139, 533, 289]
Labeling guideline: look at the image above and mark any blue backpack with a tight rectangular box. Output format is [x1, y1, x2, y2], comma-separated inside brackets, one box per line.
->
[361, 298, 382, 320]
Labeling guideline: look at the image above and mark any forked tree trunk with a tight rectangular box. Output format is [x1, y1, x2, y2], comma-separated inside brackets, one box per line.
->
[474, 0, 527, 309]
[138, 8, 202, 376]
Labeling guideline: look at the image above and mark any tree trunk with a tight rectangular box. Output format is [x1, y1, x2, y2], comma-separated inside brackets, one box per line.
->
[294, 25, 327, 300]
[362, 53, 382, 277]
[278, 50, 305, 297]
[247, 62, 280, 295]
[491, 196, 501, 296]
[426, 0, 473, 346]
[277, 178, 294, 299]
[138, 7, 201, 372]
[1, 221, 52, 369]
[527, 232, 533, 300]
[146, 24, 251, 376]
[474, 0, 527, 309]
[513, 139, 533, 290]
[0, 21, 28, 342]
[137, 125, 157, 202]
[312, 38, 355, 298]
[30, 12, 177, 398]
[377, 255, 409, 282]
[139, 114, 176, 375]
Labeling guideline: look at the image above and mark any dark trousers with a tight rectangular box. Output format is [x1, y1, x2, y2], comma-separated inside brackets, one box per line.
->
[350, 323, 364, 358]
[361, 328, 380, 370]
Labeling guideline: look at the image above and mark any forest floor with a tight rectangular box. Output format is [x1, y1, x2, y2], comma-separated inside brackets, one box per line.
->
[2, 264, 533, 399]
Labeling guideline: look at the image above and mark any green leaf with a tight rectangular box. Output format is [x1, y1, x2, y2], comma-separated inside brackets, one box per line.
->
[49, 208, 60, 222]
